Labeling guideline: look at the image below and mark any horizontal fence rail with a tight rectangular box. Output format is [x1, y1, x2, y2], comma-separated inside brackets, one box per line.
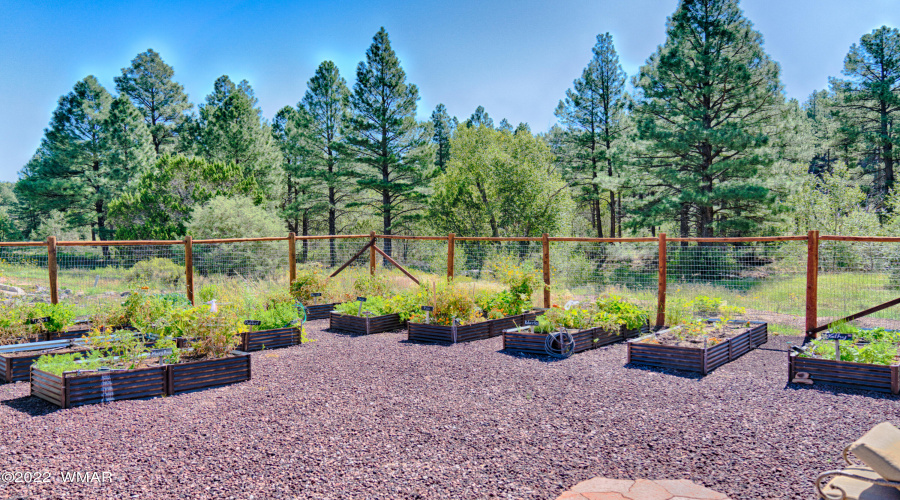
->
[2, 231, 899, 337]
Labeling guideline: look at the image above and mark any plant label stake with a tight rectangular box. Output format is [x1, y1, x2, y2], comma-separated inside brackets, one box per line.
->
[823, 332, 852, 361]
[27, 317, 50, 325]
[421, 305, 433, 324]
[357, 297, 366, 316]
[524, 319, 539, 333]
[311, 292, 322, 304]
[150, 348, 173, 365]
[244, 319, 261, 333]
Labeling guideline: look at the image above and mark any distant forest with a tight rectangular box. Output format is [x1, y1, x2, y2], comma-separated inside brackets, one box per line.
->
[1, 0, 899, 253]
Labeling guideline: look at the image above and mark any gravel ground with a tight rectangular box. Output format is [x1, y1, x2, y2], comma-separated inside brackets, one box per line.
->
[1, 322, 899, 500]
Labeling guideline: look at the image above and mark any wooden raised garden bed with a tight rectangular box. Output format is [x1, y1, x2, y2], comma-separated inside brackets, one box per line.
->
[30, 353, 251, 408]
[408, 312, 543, 344]
[503, 324, 647, 356]
[626, 320, 768, 374]
[31, 365, 168, 408]
[789, 352, 900, 394]
[1, 346, 90, 383]
[167, 354, 251, 395]
[329, 311, 405, 335]
[240, 327, 303, 351]
[304, 303, 338, 321]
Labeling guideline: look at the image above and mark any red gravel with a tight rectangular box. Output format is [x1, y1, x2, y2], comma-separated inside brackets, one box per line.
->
[1, 323, 898, 499]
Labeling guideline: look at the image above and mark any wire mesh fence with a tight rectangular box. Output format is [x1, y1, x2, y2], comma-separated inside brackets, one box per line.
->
[819, 239, 900, 326]
[551, 241, 659, 299]
[192, 240, 289, 306]
[296, 237, 372, 271]
[0, 244, 49, 304]
[3, 233, 900, 331]
[664, 241, 807, 322]
[54, 244, 187, 312]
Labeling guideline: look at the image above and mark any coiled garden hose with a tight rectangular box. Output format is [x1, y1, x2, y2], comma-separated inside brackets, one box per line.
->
[545, 327, 576, 358]
[294, 302, 307, 326]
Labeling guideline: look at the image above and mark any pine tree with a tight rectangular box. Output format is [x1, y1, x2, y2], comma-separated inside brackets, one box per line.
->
[302, 61, 352, 266]
[272, 105, 325, 261]
[431, 104, 454, 172]
[346, 28, 431, 257]
[830, 26, 900, 197]
[114, 49, 192, 156]
[631, 0, 783, 237]
[498, 118, 513, 133]
[103, 96, 155, 187]
[466, 105, 493, 128]
[196, 76, 282, 194]
[16, 76, 152, 246]
[555, 33, 628, 238]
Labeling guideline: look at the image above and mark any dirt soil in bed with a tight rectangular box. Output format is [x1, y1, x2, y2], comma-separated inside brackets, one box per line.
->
[648, 323, 750, 348]
[0, 323, 897, 500]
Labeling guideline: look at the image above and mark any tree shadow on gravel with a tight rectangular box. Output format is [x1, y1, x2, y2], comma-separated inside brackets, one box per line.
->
[1, 395, 59, 417]
[783, 382, 898, 400]
[327, 329, 406, 338]
[623, 363, 705, 380]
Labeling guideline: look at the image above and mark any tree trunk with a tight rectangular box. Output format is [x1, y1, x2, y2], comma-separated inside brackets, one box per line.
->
[301, 212, 309, 263]
[881, 100, 895, 194]
[95, 199, 110, 259]
[596, 199, 604, 238]
[382, 188, 392, 262]
[609, 191, 616, 238]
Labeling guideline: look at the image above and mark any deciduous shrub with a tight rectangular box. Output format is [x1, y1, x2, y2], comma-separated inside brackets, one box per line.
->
[127, 258, 183, 287]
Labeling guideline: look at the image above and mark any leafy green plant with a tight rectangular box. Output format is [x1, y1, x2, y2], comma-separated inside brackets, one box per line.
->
[829, 320, 859, 335]
[251, 301, 303, 330]
[120, 289, 190, 332]
[0, 302, 29, 343]
[25, 302, 75, 334]
[199, 284, 218, 303]
[334, 296, 396, 317]
[595, 295, 648, 330]
[179, 306, 243, 358]
[407, 282, 482, 326]
[34, 351, 103, 376]
[802, 338, 899, 366]
[85, 327, 148, 370]
[487, 257, 540, 315]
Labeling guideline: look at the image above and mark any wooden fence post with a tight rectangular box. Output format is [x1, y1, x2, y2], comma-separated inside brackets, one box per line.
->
[369, 231, 377, 276]
[47, 236, 58, 305]
[447, 233, 455, 281]
[185, 236, 194, 305]
[656, 232, 667, 328]
[542, 233, 551, 308]
[288, 232, 297, 285]
[805, 230, 819, 338]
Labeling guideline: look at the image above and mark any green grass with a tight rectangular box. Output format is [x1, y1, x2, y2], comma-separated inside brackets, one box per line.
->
[767, 323, 803, 336]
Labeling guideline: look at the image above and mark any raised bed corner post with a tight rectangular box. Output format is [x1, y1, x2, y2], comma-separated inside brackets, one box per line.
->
[656, 232, 667, 328]
[542, 233, 551, 308]
[288, 232, 297, 285]
[185, 235, 195, 306]
[447, 233, 455, 281]
[805, 230, 819, 340]
[369, 231, 377, 276]
[47, 236, 58, 305]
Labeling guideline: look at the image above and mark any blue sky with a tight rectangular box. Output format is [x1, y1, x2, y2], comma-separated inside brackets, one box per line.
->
[0, 0, 898, 182]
